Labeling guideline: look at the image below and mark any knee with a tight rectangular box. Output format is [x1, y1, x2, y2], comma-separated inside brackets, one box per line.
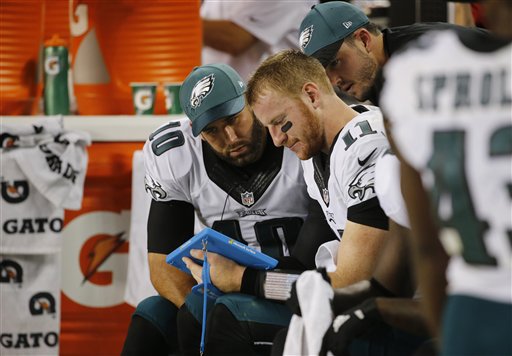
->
[207, 303, 237, 333]
[135, 295, 176, 317]
[133, 296, 179, 341]
[177, 303, 201, 330]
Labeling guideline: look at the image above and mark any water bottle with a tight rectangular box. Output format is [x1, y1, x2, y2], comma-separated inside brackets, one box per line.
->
[43, 34, 70, 115]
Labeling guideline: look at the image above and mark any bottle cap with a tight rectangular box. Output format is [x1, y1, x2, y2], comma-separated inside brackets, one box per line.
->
[44, 34, 67, 47]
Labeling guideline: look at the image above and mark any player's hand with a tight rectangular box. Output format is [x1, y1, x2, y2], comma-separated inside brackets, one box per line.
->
[182, 255, 203, 284]
[320, 298, 381, 356]
[187, 249, 246, 293]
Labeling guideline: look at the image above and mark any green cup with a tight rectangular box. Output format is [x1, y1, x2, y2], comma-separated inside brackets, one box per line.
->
[163, 82, 183, 115]
[131, 82, 157, 115]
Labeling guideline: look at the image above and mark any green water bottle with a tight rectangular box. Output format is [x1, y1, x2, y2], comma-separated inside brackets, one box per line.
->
[44, 34, 70, 115]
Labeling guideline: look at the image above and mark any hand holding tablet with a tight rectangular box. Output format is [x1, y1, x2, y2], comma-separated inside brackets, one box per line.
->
[166, 228, 278, 299]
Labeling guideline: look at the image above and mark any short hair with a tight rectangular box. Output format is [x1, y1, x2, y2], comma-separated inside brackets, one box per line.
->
[344, 22, 381, 45]
[246, 49, 335, 106]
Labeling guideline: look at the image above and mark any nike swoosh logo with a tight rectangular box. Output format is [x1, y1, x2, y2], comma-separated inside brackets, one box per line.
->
[358, 148, 377, 166]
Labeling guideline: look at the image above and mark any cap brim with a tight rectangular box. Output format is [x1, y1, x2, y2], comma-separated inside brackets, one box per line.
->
[311, 39, 344, 67]
[191, 94, 245, 136]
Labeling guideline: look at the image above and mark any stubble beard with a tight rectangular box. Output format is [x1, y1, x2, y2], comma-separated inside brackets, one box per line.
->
[217, 119, 266, 167]
[296, 102, 324, 160]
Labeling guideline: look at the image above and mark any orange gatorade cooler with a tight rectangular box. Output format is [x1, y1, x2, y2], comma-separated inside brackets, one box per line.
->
[70, 0, 202, 115]
[43, 0, 70, 46]
[0, 0, 44, 115]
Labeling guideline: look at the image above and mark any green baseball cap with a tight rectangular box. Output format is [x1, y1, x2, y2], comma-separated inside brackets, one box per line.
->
[179, 63, 246, 136]
[299, 2, 369, 67]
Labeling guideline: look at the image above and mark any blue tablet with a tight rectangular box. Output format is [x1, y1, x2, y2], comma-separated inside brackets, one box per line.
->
[165, 227, 278, 274]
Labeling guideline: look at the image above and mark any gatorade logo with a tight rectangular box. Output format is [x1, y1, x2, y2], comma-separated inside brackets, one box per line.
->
[70, 3, 89, 37]
[29, 292, 57, 316]
[134, 89, 154, 111]
[0, 133, 19, 148]
[0, 332, 59, 349]
[0, 259, 23, 284]
[1, 180, 29, 204]
[81, 231, 127, 284]
[3, 218, 63, 234]
[44, 56, 60, 76]
[62, 211, 130, 307]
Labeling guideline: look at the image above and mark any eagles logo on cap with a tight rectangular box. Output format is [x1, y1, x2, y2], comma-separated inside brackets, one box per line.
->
[299, 25, 314, 52]
[190, 74, 215, 109]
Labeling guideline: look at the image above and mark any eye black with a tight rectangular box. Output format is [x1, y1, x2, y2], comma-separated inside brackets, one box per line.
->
[281, 121, 293, 133]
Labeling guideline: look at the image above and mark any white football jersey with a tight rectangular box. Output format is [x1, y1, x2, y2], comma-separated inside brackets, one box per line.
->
[375, 151, 410, 228]
[381, 30, 512, 303]
[302, 106, 390, 238]
[143, 118, 309, 256]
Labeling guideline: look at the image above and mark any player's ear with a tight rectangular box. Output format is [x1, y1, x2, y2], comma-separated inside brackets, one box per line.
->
[355, 28, 372, 53]
[303, 82, 320, 108]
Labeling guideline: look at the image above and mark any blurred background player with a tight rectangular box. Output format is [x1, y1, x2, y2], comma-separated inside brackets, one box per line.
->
[121, 63, 335, 355]
[298, 1, 489, 105]
[201, 0, 315, 80]
[380, 0, 512, 354]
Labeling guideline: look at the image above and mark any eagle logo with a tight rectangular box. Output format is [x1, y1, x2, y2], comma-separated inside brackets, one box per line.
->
[299, 25, 314, 52]
[190, 74, 215, 109]
[144, 175, 167, 200]
[348, 164, 376, 201]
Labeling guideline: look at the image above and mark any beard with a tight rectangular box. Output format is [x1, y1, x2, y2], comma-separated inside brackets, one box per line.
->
[294, 101, 324, 160]
[215, 117, 266, 167]
[354, 48, 379, 102]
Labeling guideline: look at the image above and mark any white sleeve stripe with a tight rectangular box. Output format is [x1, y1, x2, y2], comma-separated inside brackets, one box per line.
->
[263, 272, 300, 301]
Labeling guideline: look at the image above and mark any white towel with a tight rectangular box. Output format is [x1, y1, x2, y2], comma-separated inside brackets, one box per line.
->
[1, 151, 64, 254]
[124, 151, 157, 307]
[315, 240, 339, 272]
[1, 116, 64, 148]
[283, 270, 334, 355]
[1, 117, 90, 253]
[0, 253, 61, 355]
[10, 130, 90, 210]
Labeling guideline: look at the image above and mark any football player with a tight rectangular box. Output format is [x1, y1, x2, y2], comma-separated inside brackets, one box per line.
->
[298, 1, 489, 105]
[381, 0, 512, 354]
[121, 63, 336, 355]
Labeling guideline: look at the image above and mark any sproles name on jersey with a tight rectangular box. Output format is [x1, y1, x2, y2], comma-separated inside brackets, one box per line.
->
[381, 30, 512, 303]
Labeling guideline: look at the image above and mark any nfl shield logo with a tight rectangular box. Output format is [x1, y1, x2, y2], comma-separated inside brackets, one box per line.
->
[322, 188, 330, 206]
[241, 191, 254, 207]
